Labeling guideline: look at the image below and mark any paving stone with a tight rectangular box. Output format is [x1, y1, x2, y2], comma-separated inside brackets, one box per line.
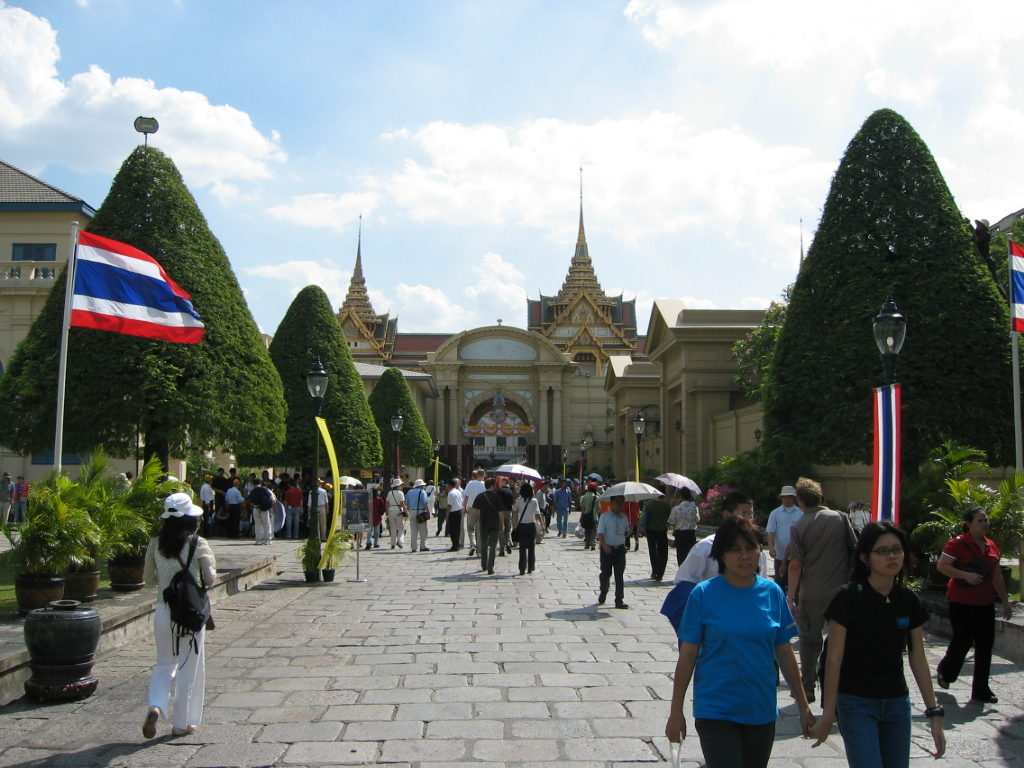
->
[282, 741, 380, 764]
[552, 701, 629, 719]
[433, 686, 503, 702]
[472, 739, 560, 762]
[510, 718, 593, 738]
[321, 704, 395, 721]
[343, 720, 422, 740]
[256, 722, 343, 742]
[394, 702, 473, 721]
[380, 739, 467, 762]
[508, 686, 580, 702]
[474, 701, 551, 719]
[186, 742, 287, 767]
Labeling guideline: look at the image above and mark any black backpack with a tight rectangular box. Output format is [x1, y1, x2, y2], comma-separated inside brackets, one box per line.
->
[163, 536, 211, 653]
[254, 486, 273, 511]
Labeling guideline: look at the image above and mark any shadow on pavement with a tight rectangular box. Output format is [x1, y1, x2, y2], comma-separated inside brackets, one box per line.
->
[546, 605, 611, 621]
[996, 714, 1024, 762]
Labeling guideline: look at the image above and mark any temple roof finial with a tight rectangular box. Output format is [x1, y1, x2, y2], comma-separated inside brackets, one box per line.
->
[577, 166, 586, 246]
[341, 216, 378, 325]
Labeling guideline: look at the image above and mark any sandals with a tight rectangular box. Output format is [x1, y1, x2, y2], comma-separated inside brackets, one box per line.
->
[142, 707, 159, 739]
[172, 725, 198, 736]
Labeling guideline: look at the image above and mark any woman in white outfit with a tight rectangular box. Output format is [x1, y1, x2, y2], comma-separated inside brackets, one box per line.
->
[386, 478, 408, 548]
[142, 492, 217, 739]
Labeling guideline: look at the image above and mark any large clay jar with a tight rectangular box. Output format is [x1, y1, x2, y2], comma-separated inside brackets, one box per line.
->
[23, 599, 101, 703]
[63, 569, 101, 602]
[14, 574, 65, 616]
[107, 555, 146, 592]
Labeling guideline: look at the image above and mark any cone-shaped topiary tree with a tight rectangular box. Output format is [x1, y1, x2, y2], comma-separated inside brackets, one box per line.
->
[0, 146, 285, 465]
[242, 285, 382, 471]
[762, 109, 1012, 477]
[368, 367, 434, 478]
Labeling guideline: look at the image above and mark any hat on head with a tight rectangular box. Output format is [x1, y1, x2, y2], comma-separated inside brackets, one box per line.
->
[161, 492, 204, 519]
[391, 478, 403, 488]
[779, 485, 797, 497]
[413, 479, 425, 487]
[587, 482, 597, 490]
[2, 472, 9, 478]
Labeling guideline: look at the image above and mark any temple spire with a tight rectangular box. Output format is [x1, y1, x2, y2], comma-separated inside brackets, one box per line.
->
[341, 216, 378, 325]
[556, 170, 602, 299]
[577, 166, 586, 246]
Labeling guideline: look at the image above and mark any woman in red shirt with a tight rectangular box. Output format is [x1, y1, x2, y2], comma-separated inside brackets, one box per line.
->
[935, 507, 1012, 703]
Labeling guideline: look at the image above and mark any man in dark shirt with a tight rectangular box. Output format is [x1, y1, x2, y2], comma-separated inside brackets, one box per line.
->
[496, 476, 515, 555]
[640, 491, 671, 581]
[476, 478, 506, 575]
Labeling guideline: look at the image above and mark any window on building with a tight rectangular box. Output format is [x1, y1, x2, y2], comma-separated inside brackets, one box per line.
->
[12, 244, 57, 262]
[496, 437, 507, 448]
[474, 437, 485, 447]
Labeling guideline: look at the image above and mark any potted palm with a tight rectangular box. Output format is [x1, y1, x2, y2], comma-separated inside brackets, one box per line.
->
[298, 538, 322, 583]
[4, 473, 101, 614]
[320, 530, 352, 582]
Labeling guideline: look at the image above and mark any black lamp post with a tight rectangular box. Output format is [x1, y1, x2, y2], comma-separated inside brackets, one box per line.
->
[579, 438, 588, 487]
[306, 358, 329, 543]
[632, 411, 646, 481]
[390, 411, 404, 485]
[872, 298, 907, 385]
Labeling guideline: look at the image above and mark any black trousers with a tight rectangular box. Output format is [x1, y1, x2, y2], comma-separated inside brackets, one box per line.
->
[695, 718, 775, 768]
[448, 510, 463, 549]
[517, 523, 536, 573]
[226, 504, 241, 538]
[938, 601, 996, 698]
[646, 529, 669, 579]
[674, 529, 697, 565]
[599, 545, 627, 604]
[480, 529, 499, 572]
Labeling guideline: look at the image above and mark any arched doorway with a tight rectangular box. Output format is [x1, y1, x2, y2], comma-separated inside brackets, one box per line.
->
[463, 393, 535, 468]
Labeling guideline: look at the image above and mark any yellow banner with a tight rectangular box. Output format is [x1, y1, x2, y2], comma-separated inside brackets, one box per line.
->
[316, 416, 343, 569]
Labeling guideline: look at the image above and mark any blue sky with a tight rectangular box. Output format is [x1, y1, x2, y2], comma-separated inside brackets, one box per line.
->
[3, 0, 1023, 336]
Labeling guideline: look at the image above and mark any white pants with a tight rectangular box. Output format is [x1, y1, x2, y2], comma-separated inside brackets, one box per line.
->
[410, 517, 429, 550]
[387, 508, 406, 546]
[148, 603, 205, 731]
[253, 508, 273, 543]
[464, 508, 479, 549]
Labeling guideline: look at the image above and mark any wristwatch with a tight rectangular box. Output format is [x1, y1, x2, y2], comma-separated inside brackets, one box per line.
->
[924, 705, 945, 718]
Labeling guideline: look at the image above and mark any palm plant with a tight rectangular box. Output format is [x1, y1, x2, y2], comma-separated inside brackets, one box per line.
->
[113, 457, 188, 559]
[912, 474, 1024, 559]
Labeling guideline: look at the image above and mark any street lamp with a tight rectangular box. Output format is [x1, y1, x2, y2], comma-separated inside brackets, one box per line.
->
[632, 411, 646, 482]
[872, 298, 907, 385]
[433, 439, 441, 487]
[579, 438, 588, 488]
[390, 411, 404, 485]
[561, 448, 568, 479]
[306, 358, 329, 544]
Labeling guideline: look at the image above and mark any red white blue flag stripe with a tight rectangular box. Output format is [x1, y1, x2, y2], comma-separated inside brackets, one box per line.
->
[71, 231, 204, 344]
[871, 383, 901, 525]
[1011, 241, 1024, 333]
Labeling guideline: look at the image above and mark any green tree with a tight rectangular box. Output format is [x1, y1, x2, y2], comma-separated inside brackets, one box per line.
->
[368, 367, 434, 475]
[0, 146, 285, 465]
[242, 285, 382, 470]
[732, 296, 788, 400]
[762, 109, 1012, 476]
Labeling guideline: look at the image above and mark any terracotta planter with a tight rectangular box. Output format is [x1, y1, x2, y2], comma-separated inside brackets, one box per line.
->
[63, 569, 101, 602]
[23, 599, 101, 703]
[107, 555, 146, 592]
[15, 574, 65, 616]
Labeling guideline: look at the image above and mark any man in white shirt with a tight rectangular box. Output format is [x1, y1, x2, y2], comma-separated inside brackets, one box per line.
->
[463, 469, 486, 557]
[766, 485, 803, 587]
[385, 478, 408, 549]
[445, 478, 465, 551]
[673, 491, 769, 584]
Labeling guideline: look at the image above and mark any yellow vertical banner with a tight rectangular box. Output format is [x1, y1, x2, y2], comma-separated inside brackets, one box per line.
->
[315, 416, 343, 569]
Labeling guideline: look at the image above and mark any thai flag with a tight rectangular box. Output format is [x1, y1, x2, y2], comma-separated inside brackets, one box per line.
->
[871, 383, 901, 524]
[1011, 241, 1024, 333]
[71, 231, 205, 343]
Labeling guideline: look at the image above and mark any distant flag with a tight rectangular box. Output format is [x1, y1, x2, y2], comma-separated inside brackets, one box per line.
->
[71, 231, 204, 343]
[1011, 241, 1024, 333]
[871, 383, 901, 524]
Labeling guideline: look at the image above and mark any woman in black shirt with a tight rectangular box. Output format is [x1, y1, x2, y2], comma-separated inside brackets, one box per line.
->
[809, 522, 944, 767]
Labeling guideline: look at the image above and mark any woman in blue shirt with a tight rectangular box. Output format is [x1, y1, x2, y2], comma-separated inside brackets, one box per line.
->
[665, 516, 813, 767]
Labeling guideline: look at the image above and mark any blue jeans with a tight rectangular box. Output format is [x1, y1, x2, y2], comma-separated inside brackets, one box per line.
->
[837, 692, 910, 768]
[556, 509, 569, 535]
[285, 507, 301, 539]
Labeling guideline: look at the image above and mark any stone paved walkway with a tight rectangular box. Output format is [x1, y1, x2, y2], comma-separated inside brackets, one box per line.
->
[0, 530, 1021, 767]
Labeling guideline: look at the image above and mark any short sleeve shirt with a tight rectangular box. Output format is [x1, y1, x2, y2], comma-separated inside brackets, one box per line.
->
[679, 575, 797, 724]
[941, 534, 1000, 605]
[825, 580, 928, 699]
[597, 510, 630, 546]
[446, 487, 465, 512]
[789, 507, 856, 602]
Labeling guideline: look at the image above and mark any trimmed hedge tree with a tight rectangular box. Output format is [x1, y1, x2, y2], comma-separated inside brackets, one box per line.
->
[243, 285, 382, 471]
[762, 109, 1012, 476]
[368, 367, 434, 476]
[0, 146, 286, 465]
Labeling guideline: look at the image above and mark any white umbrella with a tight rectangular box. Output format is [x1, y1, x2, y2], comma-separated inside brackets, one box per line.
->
[656, 473, 702, 496]
[586, 472, 604, 482]
[337, 476, 364, 487]
[598, 481, 663, 502]
[494, 464, 542, 480]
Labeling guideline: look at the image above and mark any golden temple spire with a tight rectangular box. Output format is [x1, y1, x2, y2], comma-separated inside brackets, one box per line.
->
[341, 216, 378, 325]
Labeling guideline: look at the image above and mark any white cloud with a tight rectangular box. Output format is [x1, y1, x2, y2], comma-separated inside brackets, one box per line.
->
[267, 191, 381, 231]
[246, 260, 349, 311]
[0, 4, 284, 198]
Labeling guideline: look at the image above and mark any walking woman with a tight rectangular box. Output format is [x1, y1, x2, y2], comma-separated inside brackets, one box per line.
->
[513, 482, 545, 574]
[935, 506, 1012, 703]
[665, 516, 813, 768]
[668, 488, 699, 565]
[809, 522, 945, 766]
[142, 493, 216, 739]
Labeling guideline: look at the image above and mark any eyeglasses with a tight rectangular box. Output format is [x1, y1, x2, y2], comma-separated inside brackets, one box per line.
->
[871, 547, 904, 557]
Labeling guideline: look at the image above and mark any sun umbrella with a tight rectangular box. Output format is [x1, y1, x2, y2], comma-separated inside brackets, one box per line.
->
[494, 464, 542, 480]
[656, 473, 701, 495]
[597, 481, 663, 502]
[586, 472, 604, 482]
[337, 476, 364, 487]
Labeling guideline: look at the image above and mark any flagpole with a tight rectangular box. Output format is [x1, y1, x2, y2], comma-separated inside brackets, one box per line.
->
[1010, 238, 1023, 472]
[54, 221, 80, 475]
